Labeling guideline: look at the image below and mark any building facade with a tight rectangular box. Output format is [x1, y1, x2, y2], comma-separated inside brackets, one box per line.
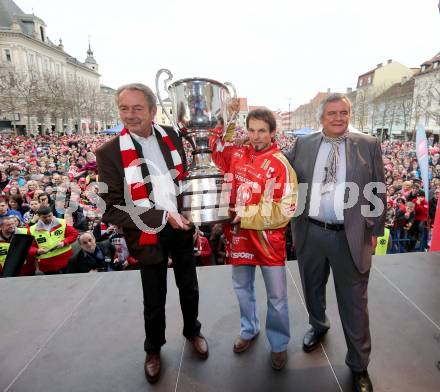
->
[291, 91, 330, 131]
[412, 51, 440, 135]
[352, 59, 414, 133]
[0, 0, 117, 134]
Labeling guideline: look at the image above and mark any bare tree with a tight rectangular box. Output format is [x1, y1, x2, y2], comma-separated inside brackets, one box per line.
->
[426, 72, 440, 127]
[0, 70, 21, 134]
[66, 75, 89, 134]
[353, 90, 368, 132]
[412, 72, 440, 138]
[96, 90, 118, 129]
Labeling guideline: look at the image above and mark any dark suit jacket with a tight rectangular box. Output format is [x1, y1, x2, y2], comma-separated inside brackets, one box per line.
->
[67, 240, 115, 273]
[286, 131, 386, 273]
[96, 125, 188, 265]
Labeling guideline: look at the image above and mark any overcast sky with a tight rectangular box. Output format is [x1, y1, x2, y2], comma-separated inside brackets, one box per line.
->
[16, 0, 440, 111]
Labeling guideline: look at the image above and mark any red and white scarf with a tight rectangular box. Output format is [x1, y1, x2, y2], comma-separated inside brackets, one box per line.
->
[119, 123, 185, 245]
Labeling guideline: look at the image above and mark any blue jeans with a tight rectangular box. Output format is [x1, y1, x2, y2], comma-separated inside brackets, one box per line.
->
[232, 265, 290, 352]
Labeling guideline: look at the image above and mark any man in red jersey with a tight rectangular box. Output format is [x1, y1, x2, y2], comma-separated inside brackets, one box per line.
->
[211, 108, 297, 370]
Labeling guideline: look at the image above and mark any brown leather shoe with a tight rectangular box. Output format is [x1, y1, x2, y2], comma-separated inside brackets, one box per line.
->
[271, 350, 288, 370]
[144, 353, 161, 384]
[233, 333, 259, 353]
[189, 334, 209, 359]
[352, 370, 373, 392]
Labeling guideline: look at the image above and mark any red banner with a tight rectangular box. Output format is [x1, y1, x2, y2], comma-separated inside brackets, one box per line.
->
[430, 200, 440, 251]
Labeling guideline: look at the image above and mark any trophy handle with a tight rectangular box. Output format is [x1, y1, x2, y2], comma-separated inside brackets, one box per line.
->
[155, 69, 180, 133]
[223, 82, 238, 136]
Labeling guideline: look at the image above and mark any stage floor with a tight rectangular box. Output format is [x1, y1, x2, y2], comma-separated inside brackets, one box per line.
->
[1, 252, 439, 392]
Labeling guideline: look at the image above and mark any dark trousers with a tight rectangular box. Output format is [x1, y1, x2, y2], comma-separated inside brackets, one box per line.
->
[297, 223, 371, 372]
[140, 225, 201, 353]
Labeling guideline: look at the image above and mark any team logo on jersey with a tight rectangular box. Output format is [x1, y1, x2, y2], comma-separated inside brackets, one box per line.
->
[54, 229, 63, 236]
[231, 252, 254, 260]
[237, 184, 252, 205]
[37, 237, 47, 244]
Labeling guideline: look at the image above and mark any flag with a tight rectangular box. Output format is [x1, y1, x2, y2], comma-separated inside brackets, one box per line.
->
[415, 124, 429, 199]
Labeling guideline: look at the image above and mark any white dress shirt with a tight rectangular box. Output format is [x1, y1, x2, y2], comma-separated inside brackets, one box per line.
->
[308, 139, 346, 223]
[131, 131, 178, 214]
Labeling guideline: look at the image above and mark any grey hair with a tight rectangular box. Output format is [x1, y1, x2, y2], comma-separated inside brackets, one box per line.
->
[115, 83, 157, 111]
[0, 215, 17, 225]
[317, 93, 352, 122]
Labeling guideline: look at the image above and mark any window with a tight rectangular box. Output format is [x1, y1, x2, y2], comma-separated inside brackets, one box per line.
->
[27, 53, 34, 66]
[433, 62, 439, 69]
[367, 76, 372, 84]
[421, 65, 426, 72]
[4, 49, 12, 63]
[359, 79, 363, 87]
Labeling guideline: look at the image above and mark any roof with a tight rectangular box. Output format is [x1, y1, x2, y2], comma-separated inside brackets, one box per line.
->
[373, 78, 415, 102]
[421, 50, 440, 66]
[0, 0, 63, 53]
[417, 50, 440, 76]
[0, 0, 25, 29]
[100, 84, 116, 92]
[248, 105, 271, 112]
[238, 97, 248, 111]
[310, 92, 328, 104]
[357, 68, 376, 79]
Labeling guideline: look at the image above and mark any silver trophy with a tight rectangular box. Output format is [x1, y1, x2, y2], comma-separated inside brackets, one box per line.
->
[155, 68, 237, 225]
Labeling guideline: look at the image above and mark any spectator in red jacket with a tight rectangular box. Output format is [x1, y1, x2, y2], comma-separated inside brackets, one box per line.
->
[413, 190, 429, 249]
[193, 229, 212, 266]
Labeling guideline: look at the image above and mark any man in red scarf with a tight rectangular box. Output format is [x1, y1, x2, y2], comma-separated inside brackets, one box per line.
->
[96, 84, 208, 384]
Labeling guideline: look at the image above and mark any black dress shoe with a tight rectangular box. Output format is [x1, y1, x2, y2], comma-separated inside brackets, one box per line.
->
[352, 370, 373, 392]
[302, 328, 327, 352]
[144, 352, 161, 384]
[189, 334, 209, 359]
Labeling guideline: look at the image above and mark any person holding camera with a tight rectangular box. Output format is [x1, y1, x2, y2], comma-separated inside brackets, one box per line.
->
[67, 231, 115, 273]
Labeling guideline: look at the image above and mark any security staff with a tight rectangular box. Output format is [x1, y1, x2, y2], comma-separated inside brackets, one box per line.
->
[0, 216, 37, 276]
[375, 227, 391, 255]
[29, 206, 78, 274]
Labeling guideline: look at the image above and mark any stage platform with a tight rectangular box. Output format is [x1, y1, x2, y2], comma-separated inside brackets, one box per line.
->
[1, 252, 439, 392]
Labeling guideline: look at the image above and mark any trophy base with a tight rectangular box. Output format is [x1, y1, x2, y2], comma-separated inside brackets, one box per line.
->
[181, 174, 231, 226]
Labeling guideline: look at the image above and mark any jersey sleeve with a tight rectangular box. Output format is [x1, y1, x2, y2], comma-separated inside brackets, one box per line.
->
[240, 153, 298, 230]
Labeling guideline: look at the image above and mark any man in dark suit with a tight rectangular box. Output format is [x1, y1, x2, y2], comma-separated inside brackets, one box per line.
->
[67, 232, 115, 273]
[286, 93, 385, 392]
[96, 84, 208, 384]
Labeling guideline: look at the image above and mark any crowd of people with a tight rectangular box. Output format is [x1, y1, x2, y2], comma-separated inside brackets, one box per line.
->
[1, 89, 435, 390]
[382, 140, 439, 252]
[0, 130, 439, 277]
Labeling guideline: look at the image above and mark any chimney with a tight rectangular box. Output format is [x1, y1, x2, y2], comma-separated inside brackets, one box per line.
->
[346, 87, 353, 93]
[377, 63, 383, 68]
[387, 59, 392, 64]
